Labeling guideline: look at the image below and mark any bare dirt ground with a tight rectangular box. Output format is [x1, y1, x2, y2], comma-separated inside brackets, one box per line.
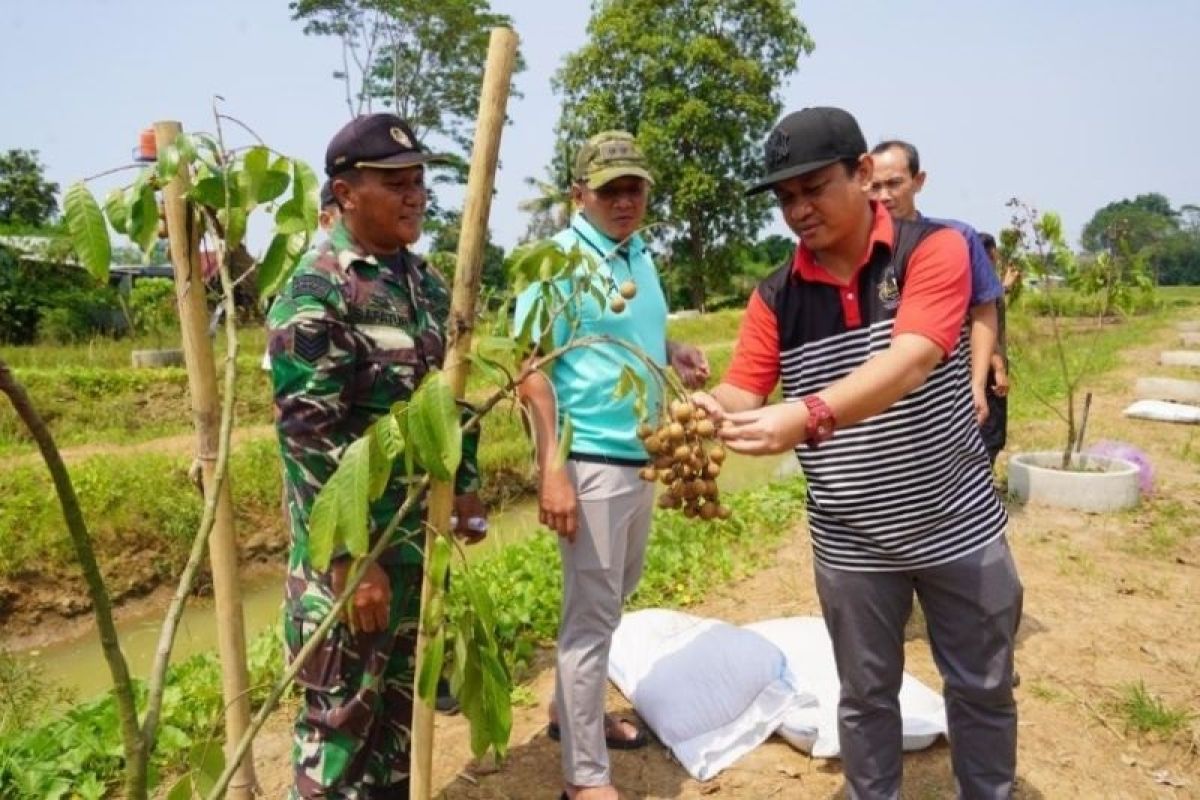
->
[242, 318, 1200, 799]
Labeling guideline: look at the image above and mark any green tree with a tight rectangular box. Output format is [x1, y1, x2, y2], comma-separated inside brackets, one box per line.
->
[0, 149, 60, 228]
[426, 210, 506, 297]
[551, 0, 813, 310]
[1080, 192, 1178, 254]
[290, 0, 523, 156]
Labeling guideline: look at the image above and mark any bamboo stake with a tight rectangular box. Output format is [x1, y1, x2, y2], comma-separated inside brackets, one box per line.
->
[154, 121, 256, 799]
[410, 26, 519, 800]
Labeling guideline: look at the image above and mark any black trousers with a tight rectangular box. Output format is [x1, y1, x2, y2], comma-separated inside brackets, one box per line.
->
[980, 367, 1008, 467]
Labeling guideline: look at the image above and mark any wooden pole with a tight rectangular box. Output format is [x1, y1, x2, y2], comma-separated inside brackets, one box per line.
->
[410, 27, 519, 800]
[154, 121, 256, 799]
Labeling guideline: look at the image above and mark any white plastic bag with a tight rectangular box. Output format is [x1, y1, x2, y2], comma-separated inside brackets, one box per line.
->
[608, 609, 812, 780]
[1123, 399, 1200, 424]
[746, 617, 947, 758]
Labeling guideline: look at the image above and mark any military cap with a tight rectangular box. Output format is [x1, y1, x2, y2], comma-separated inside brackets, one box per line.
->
[573, 131, 654, 190]
[325, 113, 449, 177]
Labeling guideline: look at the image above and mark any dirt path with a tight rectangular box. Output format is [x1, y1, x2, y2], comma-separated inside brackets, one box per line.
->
[0, 424, 276, 469]
[227, 320, 1200, 798]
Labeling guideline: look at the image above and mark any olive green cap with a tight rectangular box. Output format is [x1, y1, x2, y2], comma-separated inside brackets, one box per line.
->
[573, 131, 654, 189]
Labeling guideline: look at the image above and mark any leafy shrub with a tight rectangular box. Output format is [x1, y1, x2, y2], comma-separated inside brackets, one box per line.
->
[0, 245, 123, 344]
[126, 278, 176, 340]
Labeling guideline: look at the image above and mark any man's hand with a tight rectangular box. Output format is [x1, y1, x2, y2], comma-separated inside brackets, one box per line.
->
[331, 558, 391, 634]
[668, 342, 710, 390]
[452, 492, 488, 545]
[991, 368, 1010, 398]
[690, 391, 726, 424]
[718, 401, 809, 455]
[539, 465, 578, 542]
[971, 382, 989, 425]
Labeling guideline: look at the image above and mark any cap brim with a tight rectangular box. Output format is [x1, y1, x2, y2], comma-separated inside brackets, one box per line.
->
[353, 151, 453, 170]
[744, 156, 843, 196]
[585, 166, 655, 189]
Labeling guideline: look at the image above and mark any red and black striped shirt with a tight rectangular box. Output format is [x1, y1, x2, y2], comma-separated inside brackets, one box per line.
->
[726, 204, 1006, 571]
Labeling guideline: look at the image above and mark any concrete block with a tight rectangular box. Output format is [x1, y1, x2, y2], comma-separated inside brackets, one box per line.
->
[1160, 351, 1200, 368]
[1135, 377, 1200, 404]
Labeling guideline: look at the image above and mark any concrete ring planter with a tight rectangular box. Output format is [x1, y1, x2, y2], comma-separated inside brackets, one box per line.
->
[1008, 451, 1140, 512]
[131, 348, 185, 369]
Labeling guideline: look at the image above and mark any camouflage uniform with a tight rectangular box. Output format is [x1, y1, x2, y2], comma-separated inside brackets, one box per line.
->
[268, 221, 480, 799]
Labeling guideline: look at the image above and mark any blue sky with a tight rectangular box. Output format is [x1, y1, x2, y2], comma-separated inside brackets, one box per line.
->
[3, 1, 1197, 254]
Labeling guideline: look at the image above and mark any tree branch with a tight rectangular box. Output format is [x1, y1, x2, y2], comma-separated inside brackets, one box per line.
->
[0, 360, 144, 797]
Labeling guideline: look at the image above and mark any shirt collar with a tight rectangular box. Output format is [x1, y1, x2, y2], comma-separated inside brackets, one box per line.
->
[791, 201, 894, 286]
[329, 219, 415, 277]
[570, 211, 646, 259]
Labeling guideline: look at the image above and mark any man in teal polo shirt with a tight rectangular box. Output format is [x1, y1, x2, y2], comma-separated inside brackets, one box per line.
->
[516, 131, 708, 800]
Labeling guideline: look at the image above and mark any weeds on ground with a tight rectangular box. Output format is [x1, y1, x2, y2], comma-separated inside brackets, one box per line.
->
[1111, 681, 1194, 740]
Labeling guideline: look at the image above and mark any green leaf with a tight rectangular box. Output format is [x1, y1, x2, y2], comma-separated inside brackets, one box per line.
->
[128, 181, 159, 256]
[223, 206, 248, 251]
[276, 159, 320, 236]
[237, 146, 270, 208]
[366, 416, 396, 501]
[428, 534, 451, 588]
[481, 649, 513, 755]
[336, 437, 373, 558]
[554, 415, 573, 470]
[257, 233, 290, 298]
[164, 775, 194, 800]
[192, 741, 224, 795]
[104, 187, 130, 235]
[307, 485, 340, 573]
[274, 196, 307, 235]
[175, 132, 197, 167]
[408, 371, 462, 482]
[417, 628, 446, 703]
[258, 169, 290, 204]
[156, 142, 181, 184]
[64, 182, 111, 283]
[189, 174, 225, 207]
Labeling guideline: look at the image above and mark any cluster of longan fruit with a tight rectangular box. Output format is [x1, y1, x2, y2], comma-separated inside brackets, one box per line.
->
[637, 399, 731, 520]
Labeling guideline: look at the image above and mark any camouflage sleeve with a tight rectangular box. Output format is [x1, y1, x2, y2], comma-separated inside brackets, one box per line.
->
[268, 271, 359, 547]
[456, 401, 481, 496]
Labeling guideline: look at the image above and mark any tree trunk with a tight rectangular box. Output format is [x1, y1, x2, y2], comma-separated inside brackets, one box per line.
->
[687, 217, 707, 312]
[0, 361, 144, 799]
[409, 27, 519, 800]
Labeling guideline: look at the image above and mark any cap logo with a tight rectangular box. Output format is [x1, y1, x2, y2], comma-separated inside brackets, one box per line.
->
[766, 129, 791, 170]
[597, 140, 634, 162]
[390, 127, 412, 148]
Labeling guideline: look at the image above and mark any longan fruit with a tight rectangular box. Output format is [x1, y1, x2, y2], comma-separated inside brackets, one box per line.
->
[619, 280, 637, 299]
[708, 445, 726, 464]
[610, 296, 627, 313]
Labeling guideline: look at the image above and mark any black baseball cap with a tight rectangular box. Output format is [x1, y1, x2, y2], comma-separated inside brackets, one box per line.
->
[324, 113, 449, 177]
[745, 107, 867, 195]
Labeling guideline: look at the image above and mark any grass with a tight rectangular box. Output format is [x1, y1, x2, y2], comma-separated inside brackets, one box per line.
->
[1118, 497, 1196, 558]
[0, 311, 745, 457]
[1111, 681, 1194, 739]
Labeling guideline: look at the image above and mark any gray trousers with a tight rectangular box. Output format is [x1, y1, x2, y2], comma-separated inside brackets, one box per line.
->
[555, 459, 655, 786]
[814, 536, 1023, 800]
